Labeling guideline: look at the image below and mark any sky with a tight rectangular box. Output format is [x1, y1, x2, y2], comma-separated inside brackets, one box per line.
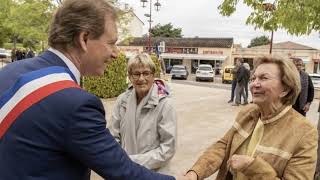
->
[119, 0, 320, 49]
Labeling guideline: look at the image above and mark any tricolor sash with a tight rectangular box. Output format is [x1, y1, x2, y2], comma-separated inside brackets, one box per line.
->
[0, 66, 80, 139]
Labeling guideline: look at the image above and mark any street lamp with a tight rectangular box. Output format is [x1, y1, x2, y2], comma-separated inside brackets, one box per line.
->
[140, 0, 162, 53]
[262, 2, 276, 54]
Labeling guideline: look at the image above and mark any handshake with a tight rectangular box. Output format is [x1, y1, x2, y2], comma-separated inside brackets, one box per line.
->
[175, 154, 254, 180]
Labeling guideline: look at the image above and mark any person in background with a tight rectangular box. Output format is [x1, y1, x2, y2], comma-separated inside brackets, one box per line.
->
[316, 104, 320, 179]
[291, 57, 314, 116]
[16, 49, 23, 60]
[11, 48, 16, 62]
[110, 53, 177, 170]
[26, 48, 35, 58]
[0, 0, 178, 179]
[228, 59, 240, 103]
[243, 62, 251, 102]
[183, 56, 317, 180]
[233, 58, 248, 106]
[21, 50, 26, 59]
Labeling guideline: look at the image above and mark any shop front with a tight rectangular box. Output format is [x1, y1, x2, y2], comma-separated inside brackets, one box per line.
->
[160, 53, 227, 75]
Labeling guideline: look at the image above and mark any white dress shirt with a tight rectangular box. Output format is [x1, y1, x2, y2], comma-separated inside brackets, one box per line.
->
[48, 48, 81, 85]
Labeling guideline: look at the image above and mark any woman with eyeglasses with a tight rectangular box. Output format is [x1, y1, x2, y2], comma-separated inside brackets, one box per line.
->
[109, 53, 177, 170]
[182, 57, 317, 180]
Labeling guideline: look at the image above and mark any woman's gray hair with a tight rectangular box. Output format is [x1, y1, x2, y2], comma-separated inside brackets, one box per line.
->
[127, 53, 156, 74]
[253, 56, 301, 106]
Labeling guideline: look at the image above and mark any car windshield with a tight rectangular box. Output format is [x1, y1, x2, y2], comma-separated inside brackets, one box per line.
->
[199, 67, 212, 71]
[0, 49, 6, 53]
[172, 66, 185, 70]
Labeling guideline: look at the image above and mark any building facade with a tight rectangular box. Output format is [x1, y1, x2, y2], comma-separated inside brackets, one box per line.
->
[232, 41, 320, 73]
[118, 37, 234, 75]
[117, 9, 144, 41]
[118, 38, 320, 74]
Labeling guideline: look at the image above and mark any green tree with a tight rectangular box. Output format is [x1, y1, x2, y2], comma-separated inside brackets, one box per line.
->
[1, 0, 55, 50]
[83, 53, 128, 98]
[218, 0, 320, 35]
[0, 0, 13, 47]
[149, 23, 183, 38]
[248, 35, 270, 48]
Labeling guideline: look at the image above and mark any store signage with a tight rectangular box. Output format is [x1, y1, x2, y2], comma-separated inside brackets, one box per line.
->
[203, 50, 224, 55]
[119, 47, 140, 53]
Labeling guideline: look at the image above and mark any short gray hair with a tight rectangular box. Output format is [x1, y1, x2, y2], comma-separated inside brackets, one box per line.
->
[127, 53, 156, 74]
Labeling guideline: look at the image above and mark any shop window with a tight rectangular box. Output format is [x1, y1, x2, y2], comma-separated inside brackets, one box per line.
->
[171, 59, 183, 65]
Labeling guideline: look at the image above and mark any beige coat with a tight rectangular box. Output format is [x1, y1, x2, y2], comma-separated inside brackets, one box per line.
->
[109, 82, 177, 170]
[191, 104, 318, 180]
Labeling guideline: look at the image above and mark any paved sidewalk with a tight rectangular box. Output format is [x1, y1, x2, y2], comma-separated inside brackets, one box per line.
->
[91, 82, 319, 179]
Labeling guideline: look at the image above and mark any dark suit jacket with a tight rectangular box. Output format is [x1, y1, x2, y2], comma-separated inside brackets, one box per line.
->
[0, 51, 175, 180]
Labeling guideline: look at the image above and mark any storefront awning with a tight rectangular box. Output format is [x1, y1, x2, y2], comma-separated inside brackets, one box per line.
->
[160, 53, 227, 61]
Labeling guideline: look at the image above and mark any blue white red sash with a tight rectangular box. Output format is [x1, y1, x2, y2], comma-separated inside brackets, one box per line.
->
[0, 66, 80, 139]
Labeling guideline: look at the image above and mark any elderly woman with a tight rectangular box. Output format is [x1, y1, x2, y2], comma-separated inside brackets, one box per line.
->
[183, 56, 317, 180]
[109, 53, 177, 170]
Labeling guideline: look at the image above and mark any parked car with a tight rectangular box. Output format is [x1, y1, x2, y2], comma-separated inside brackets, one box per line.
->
[170, 65, 188, 80]
[196, 64, 214, 82]
[222, 65, 235, 84]
[309, 73, 320, 89]
[0, 48, 11, 59]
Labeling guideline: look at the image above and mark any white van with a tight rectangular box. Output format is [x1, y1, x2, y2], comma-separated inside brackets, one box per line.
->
[195, 64, 214, 82]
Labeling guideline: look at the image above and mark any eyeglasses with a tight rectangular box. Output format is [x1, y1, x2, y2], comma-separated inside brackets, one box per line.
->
[130, 71, 154, 80]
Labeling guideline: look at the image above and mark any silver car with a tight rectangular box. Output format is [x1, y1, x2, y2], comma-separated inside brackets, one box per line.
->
[0, 48, 10, 59]
[170, 65, 189, 80]
[309, 73, 320, 89]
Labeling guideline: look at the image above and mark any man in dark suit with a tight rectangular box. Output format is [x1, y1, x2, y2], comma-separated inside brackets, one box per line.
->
[291, 57, 314, 116]
[0, 0, 176, 180]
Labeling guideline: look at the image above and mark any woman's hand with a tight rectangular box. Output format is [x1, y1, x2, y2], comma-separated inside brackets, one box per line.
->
[177, 171, 197, 180]
[303, 103, 311, 113]
[227, 155, 254, 172]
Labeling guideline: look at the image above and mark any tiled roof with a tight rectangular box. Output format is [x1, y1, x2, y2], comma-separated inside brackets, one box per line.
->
[118, 37, 233, 48]
[250, 41, 317, 50]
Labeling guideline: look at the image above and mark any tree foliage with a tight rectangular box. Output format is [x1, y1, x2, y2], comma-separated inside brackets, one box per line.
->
[0, 0, 56, 50]
[218, 0, 320, 35]
[149, 23, 183, 38]
[0, 0, 132, 51]
[248, 35, 270, 48]
[83, 53, 128, 98]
